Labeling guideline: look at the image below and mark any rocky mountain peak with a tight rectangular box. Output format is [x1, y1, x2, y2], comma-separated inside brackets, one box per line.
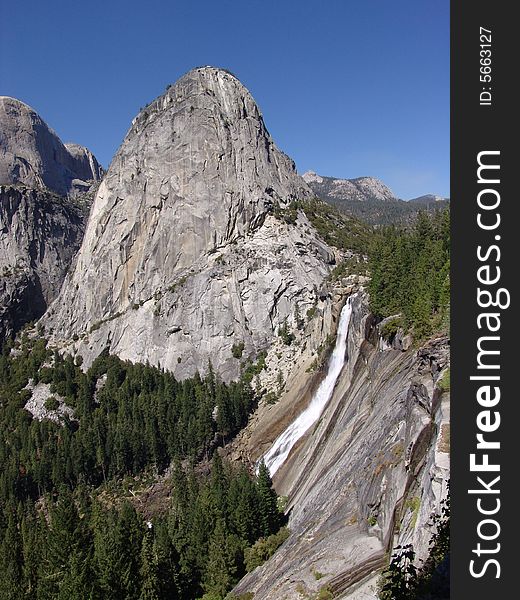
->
[43, 68, 331, 381]
[301, 170, 323, 184]
[0, 96, 103, 196]
[121, 65, 308, 225]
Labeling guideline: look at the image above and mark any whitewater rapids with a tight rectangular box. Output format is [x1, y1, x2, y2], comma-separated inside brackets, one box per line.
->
[263, 294, 356, 476]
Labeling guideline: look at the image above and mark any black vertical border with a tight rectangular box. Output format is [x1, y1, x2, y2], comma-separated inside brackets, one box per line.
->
[451, 1, 514, 597]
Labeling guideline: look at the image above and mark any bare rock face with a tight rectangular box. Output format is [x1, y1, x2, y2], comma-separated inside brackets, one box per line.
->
[0, 184, 88, 342]
[43, 67, 335, 380]
[0, 96, 103, 196]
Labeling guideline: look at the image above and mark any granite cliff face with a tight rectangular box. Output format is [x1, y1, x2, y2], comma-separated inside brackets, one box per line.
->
[0, 185, 89, 342]
[232, 292, 450, 599]
[0, 97, 101, 342]
[0, 96, 103, 196]
[43, 67, 336, 381]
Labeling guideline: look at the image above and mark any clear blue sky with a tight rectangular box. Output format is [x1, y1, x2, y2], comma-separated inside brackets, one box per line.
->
[0, 0, 449, 200]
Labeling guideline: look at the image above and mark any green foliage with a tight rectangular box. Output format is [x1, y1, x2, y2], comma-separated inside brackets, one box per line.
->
[380, 318, 402, 342]
[244, 527, 290, 572]
[263, 391, 279, 405]
[328, 256, 367, 281]
[378, 544, 418, 600]
[276, 369, 284, 394]
[294, 305, 305, 330]
[168, 276, 188, 294]
[256, 461, 282, 537]
[241, 351, 267, 386]
[438, 368, 450, 392]
[405, 497, 421, 528]
[277, 320, 295, 346]
[297, 198, 370, 253]
[368, 210, 450, 341]
[44, 396, 59, 411]
[272, 201, 299, 225]
[231, 342, 245, 359]
[306, 305, 317, 320]
[89, 311, 124, 334]
[316, 586, 334, 600]
[378, 485, 450, 600]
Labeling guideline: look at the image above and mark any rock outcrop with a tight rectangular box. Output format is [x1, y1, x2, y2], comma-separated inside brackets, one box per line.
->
[303, 171, 397, 203]
[43, 67, 336, 381]
[0, 184, 89, 342]
[232, 292, 450, 599]
[0, 96, 103, 196]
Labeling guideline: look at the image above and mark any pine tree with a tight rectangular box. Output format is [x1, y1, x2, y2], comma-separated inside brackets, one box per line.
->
[153, 520, 181, 600]
[209, 452, 228, 521]
[257, 461, 280, 537]
[230, 467, 261, 544]
[0, 508, 23, 600]
[202, 518, 236, 598]
[20, 501, 41, 598]
[56, 548, 95, 600]
[139, 529, 160, 600]
[38, 488, 78, 597]
[93, 501, 142, 600]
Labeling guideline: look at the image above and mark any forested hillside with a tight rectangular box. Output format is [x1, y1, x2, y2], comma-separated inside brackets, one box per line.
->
[0, 338, 284, 599]
[368, 210, 450, 340]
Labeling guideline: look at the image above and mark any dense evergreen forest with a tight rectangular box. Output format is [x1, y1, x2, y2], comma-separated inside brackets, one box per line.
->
[0, 338, 284, 599]
[367, 209, 450, 340]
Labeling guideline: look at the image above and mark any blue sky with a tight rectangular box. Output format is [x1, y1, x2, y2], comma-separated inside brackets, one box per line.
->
[0, 0, 449, 199]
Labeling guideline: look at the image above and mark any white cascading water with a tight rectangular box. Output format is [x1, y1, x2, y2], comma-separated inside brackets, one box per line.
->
[263, 294, 356, 476]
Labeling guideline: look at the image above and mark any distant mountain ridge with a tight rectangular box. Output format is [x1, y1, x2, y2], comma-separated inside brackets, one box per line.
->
[302, 170, 449, 225]
[408, 193, 447, 205]
[303, 170, 397, 203]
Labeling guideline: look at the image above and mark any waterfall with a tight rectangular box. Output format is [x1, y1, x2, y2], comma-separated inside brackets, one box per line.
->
[263, 294, 356, 476]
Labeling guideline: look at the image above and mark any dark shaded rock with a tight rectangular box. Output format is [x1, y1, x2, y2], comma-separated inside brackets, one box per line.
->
[0, 184, 88, 342]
